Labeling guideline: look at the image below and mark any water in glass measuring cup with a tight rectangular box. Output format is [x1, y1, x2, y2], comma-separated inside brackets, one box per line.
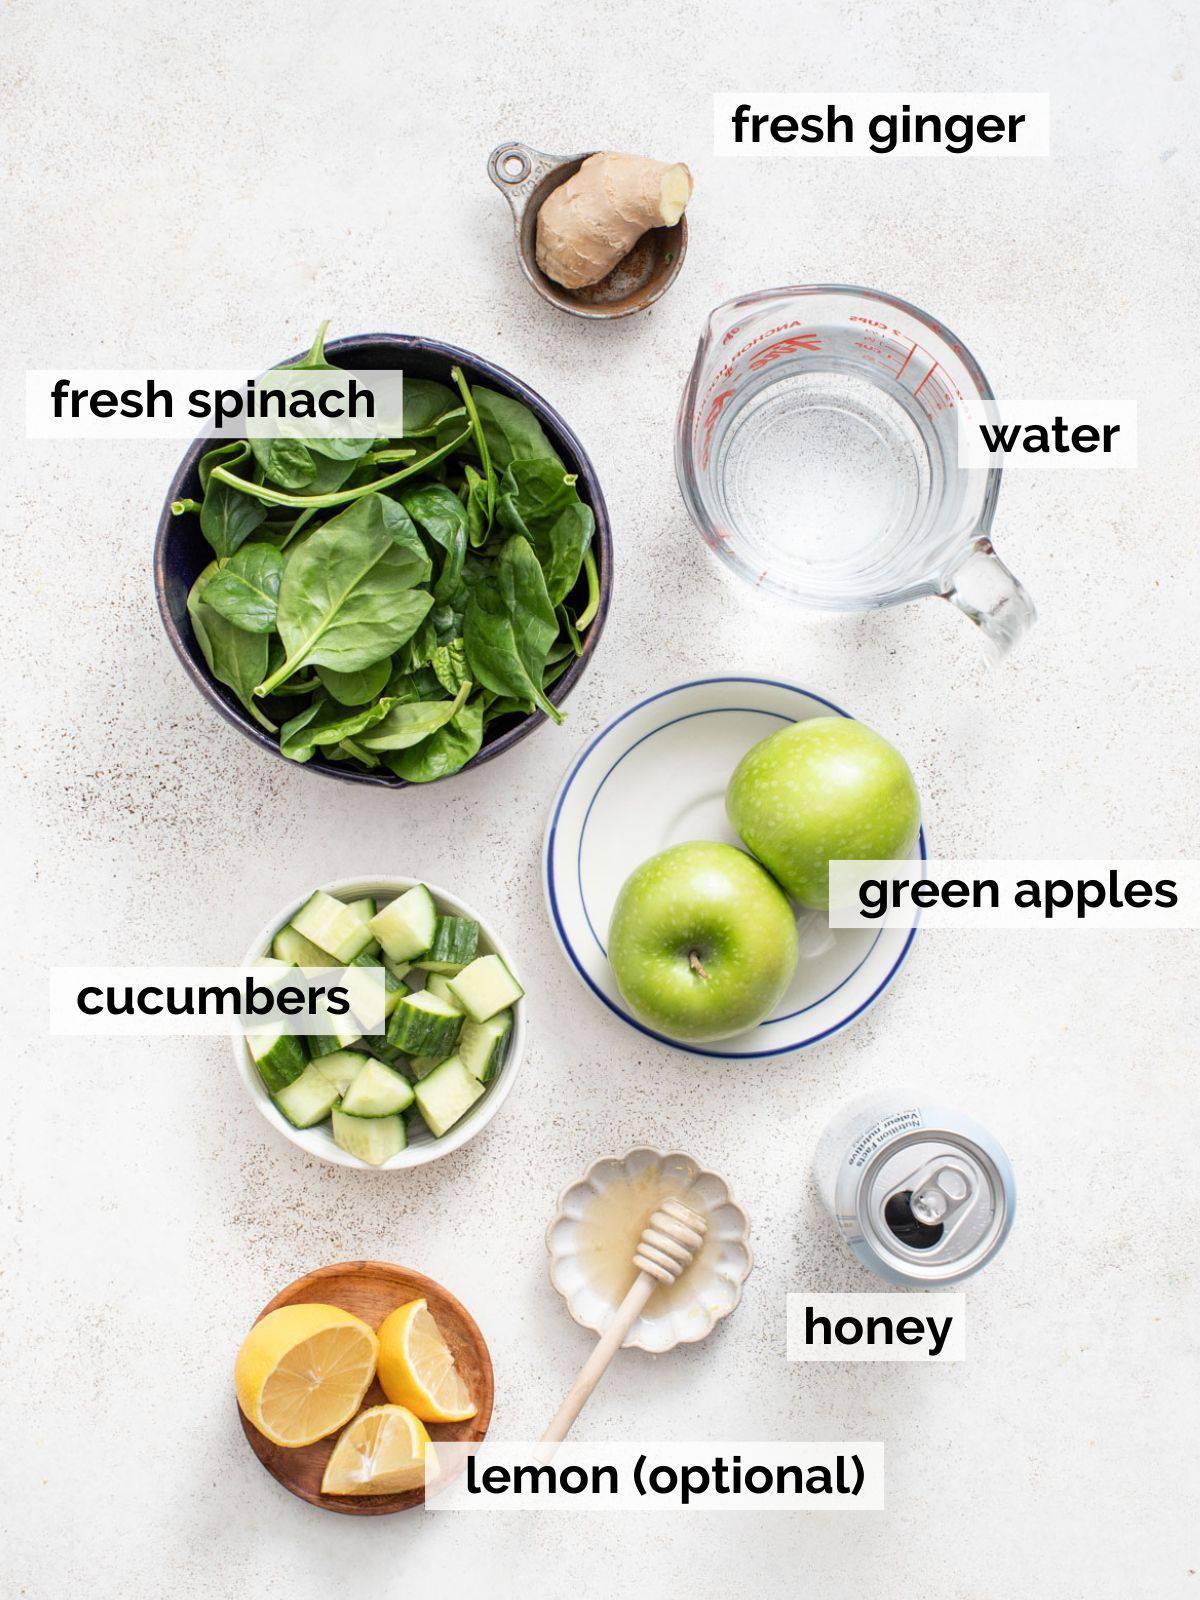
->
[676, 285, 1035, 657]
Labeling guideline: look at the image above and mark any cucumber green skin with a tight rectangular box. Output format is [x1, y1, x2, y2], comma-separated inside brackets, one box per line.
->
[426, 916, 479, 969]
[386, 999, 464, 1057]
[367, 1037, 411, 1069]
[272, 1063, 340, 1127]
[460, 1012, 511, 1083]
[309, 1031, 360, 1057]
[250, 1033, 307, 1093]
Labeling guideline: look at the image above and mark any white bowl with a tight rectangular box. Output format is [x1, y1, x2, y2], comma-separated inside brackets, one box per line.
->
[235, 876, 527, 1170]
[542, 675, 925, 1059]
[546, 1148, 753, 1353]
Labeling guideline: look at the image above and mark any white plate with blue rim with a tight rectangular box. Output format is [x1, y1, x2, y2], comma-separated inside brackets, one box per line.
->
[542, 677, 925, 1059]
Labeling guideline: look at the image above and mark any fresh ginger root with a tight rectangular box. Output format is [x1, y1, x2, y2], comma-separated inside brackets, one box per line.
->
[535, 152, 693, 290]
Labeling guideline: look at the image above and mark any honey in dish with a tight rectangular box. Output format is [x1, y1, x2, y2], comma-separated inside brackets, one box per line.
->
[575, 1167, 716, 1314]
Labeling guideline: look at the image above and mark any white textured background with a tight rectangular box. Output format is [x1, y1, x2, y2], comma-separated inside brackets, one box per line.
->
[4, 1, 1198, 1595]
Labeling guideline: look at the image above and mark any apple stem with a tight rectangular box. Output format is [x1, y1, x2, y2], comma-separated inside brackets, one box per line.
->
[688, 949, 711, 982]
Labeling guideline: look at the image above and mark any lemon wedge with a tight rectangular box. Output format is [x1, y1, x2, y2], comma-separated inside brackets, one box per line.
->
[376, 1298, 477, 1423]
[321, 1404, 438, 1496]
[235, 1303, 378, 1448]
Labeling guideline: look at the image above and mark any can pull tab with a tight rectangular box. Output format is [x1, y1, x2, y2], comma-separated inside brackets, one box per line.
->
[909, 1165, 971, 1227]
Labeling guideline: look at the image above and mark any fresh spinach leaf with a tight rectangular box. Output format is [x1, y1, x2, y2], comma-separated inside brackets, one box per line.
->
[400, 483, 468, 603]
[256, 493, 433, 696]
[360, 681, 471, 751]
[403, 378, 459, 436]
[462, 464, 490, 548]
[494, 460, 595, 604]
[196, 440, 268, 558]
[315, 657, 393, 705]
[431, 637, 468, 695]
[386, 698, 484, 782]
[463, 535, 561, 723]
[201, 542, 284, 633]
[186, 562, 275, 732]
[280, 694, 397, 763]
[473, 386, 562, 470]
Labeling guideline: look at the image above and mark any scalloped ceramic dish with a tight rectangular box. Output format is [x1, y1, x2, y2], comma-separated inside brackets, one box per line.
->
[546, 1148, 752, 1353]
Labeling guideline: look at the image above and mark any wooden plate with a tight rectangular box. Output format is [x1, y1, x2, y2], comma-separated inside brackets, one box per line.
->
[237, 1261, 493, 1515]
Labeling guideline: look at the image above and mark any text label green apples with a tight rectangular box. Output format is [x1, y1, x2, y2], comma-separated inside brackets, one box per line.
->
[607, 841, 799, 1043]
[726, 716, 920, 909]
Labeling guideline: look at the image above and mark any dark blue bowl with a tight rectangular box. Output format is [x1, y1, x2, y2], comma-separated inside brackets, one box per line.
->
[154, 333, 612, 787]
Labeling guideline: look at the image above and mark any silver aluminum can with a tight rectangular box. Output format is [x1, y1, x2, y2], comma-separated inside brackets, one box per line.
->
[813, 1092, 1016, 1286]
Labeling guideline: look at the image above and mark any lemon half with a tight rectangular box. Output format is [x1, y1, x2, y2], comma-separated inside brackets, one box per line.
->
[376, 1299, 477, 1423]
[235, 1302, 378, 1448]
[321, 1403, 438, 1496]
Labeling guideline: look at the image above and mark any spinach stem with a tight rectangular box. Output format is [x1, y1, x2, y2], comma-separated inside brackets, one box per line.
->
[210, 428, 469, 512]
[575, 544, 600, 630]
[451, 367, 495, 520]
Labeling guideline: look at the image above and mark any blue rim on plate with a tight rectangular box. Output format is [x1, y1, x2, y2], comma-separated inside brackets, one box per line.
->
[542, 676, 926, 1059]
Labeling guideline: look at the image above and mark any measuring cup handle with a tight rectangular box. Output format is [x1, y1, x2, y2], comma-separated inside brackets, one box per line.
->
[942, 541, 1037, 662]
[486, 141, 572, 225]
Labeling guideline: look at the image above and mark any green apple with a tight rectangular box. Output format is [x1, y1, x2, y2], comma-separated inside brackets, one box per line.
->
[726, 716, 920, 909]
[607, 841, 799, 1043]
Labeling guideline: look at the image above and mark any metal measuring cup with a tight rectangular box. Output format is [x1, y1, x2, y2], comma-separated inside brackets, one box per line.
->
[487, 141, 688, 320]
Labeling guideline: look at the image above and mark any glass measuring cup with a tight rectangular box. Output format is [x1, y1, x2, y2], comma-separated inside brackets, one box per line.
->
[675, 285, 1035, 658]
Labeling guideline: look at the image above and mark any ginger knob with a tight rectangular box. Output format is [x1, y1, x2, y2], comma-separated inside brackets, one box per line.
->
[535, 152, 693, 291]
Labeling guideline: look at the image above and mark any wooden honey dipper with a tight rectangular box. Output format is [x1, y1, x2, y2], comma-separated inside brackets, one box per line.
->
[539, 1198, 707, 1455]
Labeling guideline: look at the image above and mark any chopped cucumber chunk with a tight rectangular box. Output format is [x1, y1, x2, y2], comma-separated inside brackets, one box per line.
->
[459, 1010, 512, 1083]
[368, 884, 437, 963]
[349, 951, 404, 1017]
[273, 923, 338, 966]
[422, 915, 479, 973]
[332, 1107, 406, 1165]
[425, 972, 464, 1010]
[447, 954, 524, 1022]
[247, 1027, 307, 1094]
[386, 989, 464, 1056]
[367, 1037, 411, 1068]
[414, 1055, 485, 1137]
[409, 1053, 445, 1081]
[383, 955, 413, 983]
[273, 1062, 340, 1127]
[292, 889, 375, 962]
[341, 1058, 415, 1117]
[346, 897, 381, 957]
[312, 1050, 368, 1096]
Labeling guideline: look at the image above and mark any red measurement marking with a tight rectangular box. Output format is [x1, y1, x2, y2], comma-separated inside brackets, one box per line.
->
[912, 361, 939, 398]
[699, 387, 738, 469]
[748, 333, 823, 370]
[895, 342, 918, 381]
